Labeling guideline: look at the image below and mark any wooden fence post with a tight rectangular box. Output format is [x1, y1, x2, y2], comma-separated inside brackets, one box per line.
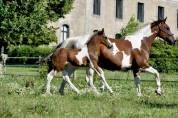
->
[0, 55, 4, 78]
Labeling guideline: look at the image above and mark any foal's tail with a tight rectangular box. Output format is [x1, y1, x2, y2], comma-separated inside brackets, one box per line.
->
[47, 56, 53, 73]
[40, 42, 63, 64]
[40, 42, 63, 72]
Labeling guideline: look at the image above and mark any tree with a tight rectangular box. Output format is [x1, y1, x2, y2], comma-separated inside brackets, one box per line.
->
[0, 0, 74, 46]
[115, 16, 139, 39]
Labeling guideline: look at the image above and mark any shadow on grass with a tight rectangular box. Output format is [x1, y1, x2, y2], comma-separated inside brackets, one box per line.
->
[140, 99, 178, 109]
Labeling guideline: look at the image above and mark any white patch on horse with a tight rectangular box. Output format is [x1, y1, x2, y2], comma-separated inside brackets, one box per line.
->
[61, 34, 92, 48]
[75, 46, 88, 65]
[125, 24, 153, 50]
[111, 43, 119, 55]
[121, 51, 131, 68]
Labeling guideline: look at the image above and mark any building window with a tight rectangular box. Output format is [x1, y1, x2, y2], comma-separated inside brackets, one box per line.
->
[116, 0, 123, 19]
[158, 6, 164, 19]
[137, 2, 144, 22]
[93, 0, 101, 15]
[61, 24, 69, 42]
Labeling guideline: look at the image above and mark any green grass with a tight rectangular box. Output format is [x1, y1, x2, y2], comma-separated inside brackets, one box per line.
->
[0, 67, 178, 118]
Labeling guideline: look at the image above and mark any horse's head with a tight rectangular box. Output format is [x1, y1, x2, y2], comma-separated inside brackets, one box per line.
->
[151, 17, 176, 45]
[92, 28, 112, 48]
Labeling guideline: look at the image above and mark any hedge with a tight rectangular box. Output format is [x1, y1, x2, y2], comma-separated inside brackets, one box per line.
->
[6, 38, 178, 73]
[7, 45, 52, 64]
[149, 38, 178, 73]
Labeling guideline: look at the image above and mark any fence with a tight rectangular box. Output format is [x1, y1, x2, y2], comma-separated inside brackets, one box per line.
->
[0, 55, 41, 77]
[0, 53, 178, 83]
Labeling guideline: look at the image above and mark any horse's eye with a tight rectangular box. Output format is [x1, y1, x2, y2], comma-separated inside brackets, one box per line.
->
[167, 28, 170, 30]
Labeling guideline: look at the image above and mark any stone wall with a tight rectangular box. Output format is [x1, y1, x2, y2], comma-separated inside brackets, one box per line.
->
[49, 0, 178, 42]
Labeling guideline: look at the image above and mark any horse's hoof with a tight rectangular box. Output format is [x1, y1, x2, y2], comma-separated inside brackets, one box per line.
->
[59, 90, 65, 96]
[155, 90, 161, 96]
[137, 93, 142, 97]
[75, 90, 80, 96]
[110, 90, 114, 95]
[95, 91, 101, 95]
[42, 92, 52, 96]
[99, 86, 105, 92]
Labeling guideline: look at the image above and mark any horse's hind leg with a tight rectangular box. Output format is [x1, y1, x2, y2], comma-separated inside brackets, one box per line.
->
[62, 69, 80, 95]
[133, 69, 142, 96]
[59, 65, 76, 95]
[86, 67, 100, 94]
[45, 69, 57, 95]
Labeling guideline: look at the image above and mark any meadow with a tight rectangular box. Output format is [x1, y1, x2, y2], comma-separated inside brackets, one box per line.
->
[0, 66, 178, 118]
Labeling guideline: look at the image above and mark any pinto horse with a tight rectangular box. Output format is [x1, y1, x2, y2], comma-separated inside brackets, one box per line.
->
[88, 18, 176, 96]
[45, 29, 113, 95]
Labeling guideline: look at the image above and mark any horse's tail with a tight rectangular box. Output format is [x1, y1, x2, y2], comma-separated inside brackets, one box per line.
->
[47, 56, 53, 73]
[39, 42, 64, 64]
[39, 42, 64, 72]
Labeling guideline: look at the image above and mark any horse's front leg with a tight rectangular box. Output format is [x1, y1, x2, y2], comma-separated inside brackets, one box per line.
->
[62, 70, 80, 95]
[45, 69, 57, 95]
[133, 69, 142, 96]
[90, 60, 113, 94]
[86, 67, 100, 95]
[142, 66, 161, 95]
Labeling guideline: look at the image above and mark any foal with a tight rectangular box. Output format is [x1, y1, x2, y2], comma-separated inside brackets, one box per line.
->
[45, 29, 113, 95]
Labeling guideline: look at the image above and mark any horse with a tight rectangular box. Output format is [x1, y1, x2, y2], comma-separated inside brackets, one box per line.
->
[59, 18, 176, 96]
[45, 29, 113, 95]
[44, 30, 111, 91]
[88, 18, 176, 96]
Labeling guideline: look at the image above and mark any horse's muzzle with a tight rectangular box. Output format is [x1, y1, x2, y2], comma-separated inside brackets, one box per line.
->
[172, 40, 176, 45]
[168, 36, 176, 45]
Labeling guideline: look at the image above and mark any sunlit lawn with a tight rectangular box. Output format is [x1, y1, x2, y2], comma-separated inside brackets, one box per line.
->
[0, 66, 178, 118]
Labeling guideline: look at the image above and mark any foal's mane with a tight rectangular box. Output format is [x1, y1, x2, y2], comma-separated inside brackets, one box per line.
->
[85, 31, 100, 45]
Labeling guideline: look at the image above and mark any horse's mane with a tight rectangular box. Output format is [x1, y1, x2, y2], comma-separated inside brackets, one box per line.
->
[129, 19, 165, 37]
[129, 23, 150, 36]
[85, 31, 98, 45]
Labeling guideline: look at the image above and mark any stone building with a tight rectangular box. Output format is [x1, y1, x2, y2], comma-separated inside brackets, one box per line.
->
[48, 0, 178, 43]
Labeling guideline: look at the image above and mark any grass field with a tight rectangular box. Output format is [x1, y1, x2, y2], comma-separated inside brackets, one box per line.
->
[0, 66, 178, 118]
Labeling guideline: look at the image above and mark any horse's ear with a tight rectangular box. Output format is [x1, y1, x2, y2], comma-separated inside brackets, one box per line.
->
[102, 28, 104, 33]
[163, 17, 167, 22]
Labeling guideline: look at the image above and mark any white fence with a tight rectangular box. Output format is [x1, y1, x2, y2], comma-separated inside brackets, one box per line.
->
[0, 53, 42, 78]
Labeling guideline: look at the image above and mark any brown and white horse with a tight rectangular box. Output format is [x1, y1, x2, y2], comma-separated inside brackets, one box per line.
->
[87, 18, 176, 96]
[45, 29, 113, 95]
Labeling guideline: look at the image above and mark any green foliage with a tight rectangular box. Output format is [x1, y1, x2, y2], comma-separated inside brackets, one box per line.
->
[39, 63, 48, 79]
[0, 0, 74, 46]
[7, 45, 52, 64]
[150, 38, 178, 72]
[115, 16, 139, 38]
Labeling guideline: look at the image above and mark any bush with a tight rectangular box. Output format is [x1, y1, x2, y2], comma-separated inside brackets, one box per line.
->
[7, 45, 52, 64]
[150, 38, 178, 73]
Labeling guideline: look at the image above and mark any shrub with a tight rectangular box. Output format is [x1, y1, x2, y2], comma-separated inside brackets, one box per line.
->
[7, 45, 52, 64]
[115, 16, 139, 39]
[150, 38, 178, 73]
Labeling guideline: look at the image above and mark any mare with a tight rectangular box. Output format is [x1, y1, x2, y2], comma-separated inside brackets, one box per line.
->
[60, 18, 176, 96]
[45, 29, 113, 95]
[89, 18, 176, 96]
